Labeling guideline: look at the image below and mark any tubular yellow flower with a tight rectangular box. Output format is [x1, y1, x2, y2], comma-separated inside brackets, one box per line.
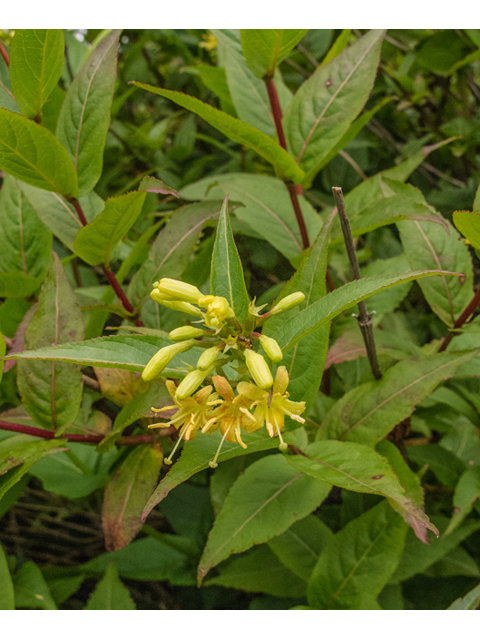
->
[150, 291, 204, 317]
[141, 340, 196, 382]
[197, 345, 221, 371]
[176, 368, 210, 400]
[269, 291, 305, 316]
[244, 349, 273, 390]
[237, 366, 305, 450]
[259, 334, 283, 362]
[169, 326, 206, 341]
[202, 376, 256, 467]
[201, 296, 235, 330]
[149, 381, 221, 464]
[155, 278, 203, 304]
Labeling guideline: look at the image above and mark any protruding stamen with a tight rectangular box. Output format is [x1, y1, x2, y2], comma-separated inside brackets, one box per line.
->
[235, 424, 248, 450]
[209, 425, 232, 468]
[151, 404, 177, 413]
[164, 423, 189, 465]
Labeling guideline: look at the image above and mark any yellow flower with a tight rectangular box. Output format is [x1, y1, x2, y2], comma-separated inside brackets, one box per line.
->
[202, 376, 257, 466]
[199, 295, 235, 330]
[149, 380, 220, 464]
[237, 366, 305, 450]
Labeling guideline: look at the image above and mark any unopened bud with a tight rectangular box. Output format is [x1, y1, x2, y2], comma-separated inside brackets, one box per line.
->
[197, 346, 220, 371]
[176, 369, 209, 400]
[155, 278, 203, 304]
[150, 291, 204, 317]
[169, 326, 205, 341]
[203, 296, 235, 330]
[269, 292, 305, 316]
[142, 340, 196, 382]
[259, 335, 283, 362]
[273, 365, 290, 395]
[244, 349, 273, 390]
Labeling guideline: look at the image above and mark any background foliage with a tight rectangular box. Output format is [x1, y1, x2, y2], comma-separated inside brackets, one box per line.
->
[1, 28, 480, 610]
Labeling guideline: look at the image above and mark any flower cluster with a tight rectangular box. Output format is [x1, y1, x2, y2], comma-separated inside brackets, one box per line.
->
[143, 278, 306, 466]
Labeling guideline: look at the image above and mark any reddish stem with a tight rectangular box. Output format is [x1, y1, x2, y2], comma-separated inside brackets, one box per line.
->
[0, 41, 9, 67]
[438, 283, 480, 352]
[72, 198, 144, 327]
[264, 75, 310, 249]
[0, 420, 156, 446]
[72, 199, 88, 226]
[264, 76, 288, 150]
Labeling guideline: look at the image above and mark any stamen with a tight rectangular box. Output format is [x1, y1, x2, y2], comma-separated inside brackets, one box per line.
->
[148, 422, 171, 429]
[151, 404, 177, 413]
[164, 423, 189, 465]
[235, 424, 248, 450]
[277, 426, 288, 451]
[286, 412, 306, 424]
[209, 425, 232, 469]
[266, 421, 275, 438]
[202, 415, 220, 433]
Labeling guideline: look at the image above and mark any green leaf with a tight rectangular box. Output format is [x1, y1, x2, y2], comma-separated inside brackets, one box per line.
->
[102, 446, 163, 551]
[13, 562, 57, 610]
[213, 29, 292, 136]
[197, 454, 330, 582]
[80, 536, 191, 583]
[0, 543, 15, 610]
[129, 201, 222, 305]
[409, 444, 466, 489]
[195, 64, 237, 117]
[207, 544, 307, 598]
[398, 219, 474, 327]
[264, 209, 336, 411]
[210, 196, 249, 323]
[0, 435, 68, 474]
[47, 575, 85, 607]
[268, 515, 333, 582]
[286, 441, 437, 537]
[181, 174, 322, 261]
[453, 210, 480, 253]
[0, 107, 78, 197]
[448, 583, 480, 610]
[0, 50, 20, 113]
[19, 182, 104, 251]
[284, 30, 385, 187]
[331, 195, 449, 247]
[30, 443, 117, 499]
[5, 333, 203, 374]
[142, 429, 304, 520]
[84, 564, 136, 610]
[16, 253, 84, 433]
[445, 467, 480, 534]
[390, 516, 480, 584]
[313, 96, 392, 174]
[0, 272, 42, 298]
[0, 175, 52, 280]
[131, 82, 305, 184]
[376, 440, 427, 542]
[307, 501, 407, 609]
[240, 29, 309, 78]
[319, 351, 477, 446]
[274, 270, 460, 353]
[56, 30, 121, 196]
[10, 30, 64, 120]
[321, 29, 352, 66]
[74, 191, 146, 267]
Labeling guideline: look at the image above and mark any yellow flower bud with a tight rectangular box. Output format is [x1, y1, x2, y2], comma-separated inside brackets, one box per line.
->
[142, 340, 196, 382]
[259, 335, 283, 362]
[244, 349, 273, 390]
[150, 291, 204, 317]
[169, 326, 206, 341]
[197, 345, 220, 371]
[155, 278, 203, 304]
[176, 369, 209, 400]
[269, 292, 305, 316]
